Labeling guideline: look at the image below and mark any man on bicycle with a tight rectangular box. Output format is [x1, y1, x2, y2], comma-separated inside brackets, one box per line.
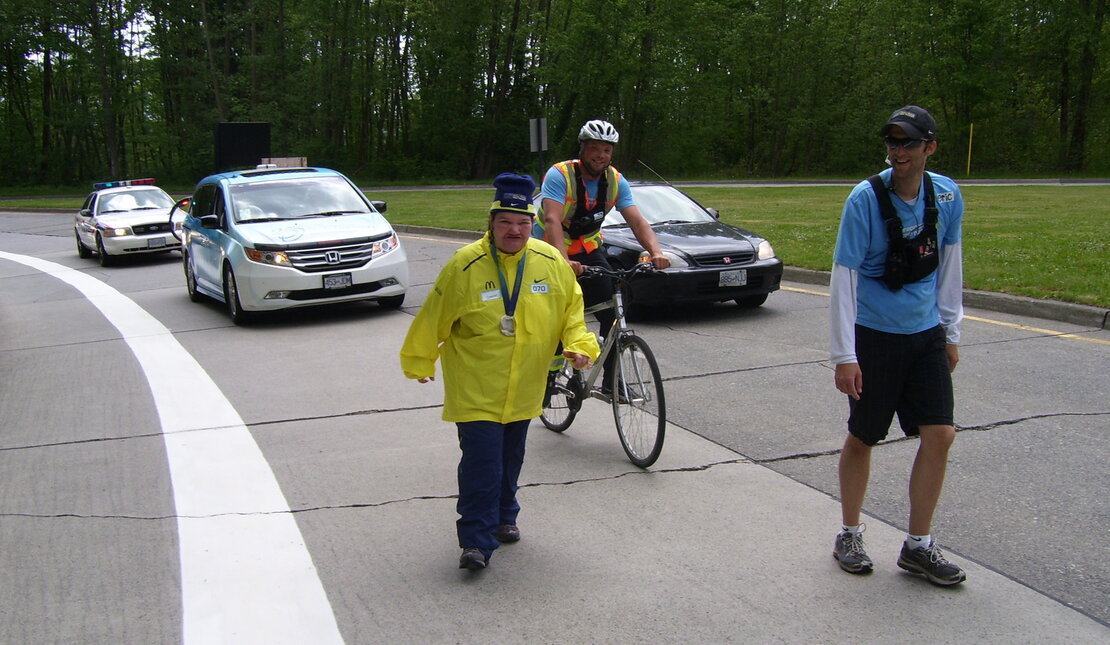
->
[535, 119, 669, 395]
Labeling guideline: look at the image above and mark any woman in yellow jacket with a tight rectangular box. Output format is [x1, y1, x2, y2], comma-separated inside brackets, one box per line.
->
[400, 173, 599, 571]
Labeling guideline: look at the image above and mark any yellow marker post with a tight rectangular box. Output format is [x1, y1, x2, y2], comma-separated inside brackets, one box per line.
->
[966, 123, 974, 176]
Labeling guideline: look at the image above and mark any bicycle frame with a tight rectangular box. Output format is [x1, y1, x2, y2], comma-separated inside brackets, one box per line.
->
[577, 290, 627, 392]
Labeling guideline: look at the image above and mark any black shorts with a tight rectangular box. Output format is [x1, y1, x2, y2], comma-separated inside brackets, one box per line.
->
[847, 324, 954, 446]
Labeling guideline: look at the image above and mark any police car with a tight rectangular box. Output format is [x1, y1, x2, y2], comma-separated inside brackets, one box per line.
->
[74, 178, 180, 266]
[177, 166, 409, 325]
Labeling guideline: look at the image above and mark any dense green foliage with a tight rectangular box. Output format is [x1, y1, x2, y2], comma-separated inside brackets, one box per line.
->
[2, 0, 1107, 186]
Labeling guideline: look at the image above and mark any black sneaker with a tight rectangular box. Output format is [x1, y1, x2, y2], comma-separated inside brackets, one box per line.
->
[493, 524, 520, 543]
[897, 541, 966, 586]
[833, 528, 873, 574]
[458, 548, 487, 571]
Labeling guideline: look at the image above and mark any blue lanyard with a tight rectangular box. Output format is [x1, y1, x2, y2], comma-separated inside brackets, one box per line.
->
[490, 245, 526, 317]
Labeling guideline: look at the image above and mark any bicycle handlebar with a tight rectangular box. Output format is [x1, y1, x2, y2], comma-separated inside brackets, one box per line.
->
[579, 262, 658, 284]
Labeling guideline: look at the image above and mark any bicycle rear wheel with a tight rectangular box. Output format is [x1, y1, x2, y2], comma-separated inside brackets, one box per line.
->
[611, 334, 666, 467]
[540, 361, 579, 432]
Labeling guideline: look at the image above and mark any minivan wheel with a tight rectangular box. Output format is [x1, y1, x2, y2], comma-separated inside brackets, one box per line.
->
[184, 253, 203, 303]
[223, 265, 253, 325]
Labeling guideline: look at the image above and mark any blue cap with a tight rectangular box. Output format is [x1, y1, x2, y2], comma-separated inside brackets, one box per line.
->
[489, 173, 536, 216]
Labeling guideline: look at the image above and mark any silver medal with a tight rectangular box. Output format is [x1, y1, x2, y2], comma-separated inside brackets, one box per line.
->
[500, 315, 515, 337]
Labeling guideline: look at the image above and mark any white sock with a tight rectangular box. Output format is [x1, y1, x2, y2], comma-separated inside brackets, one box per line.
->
[905, 533, 931, 550]
[841, 525, 862, 535]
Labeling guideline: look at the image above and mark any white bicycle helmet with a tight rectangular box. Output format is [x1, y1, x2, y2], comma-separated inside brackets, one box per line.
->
[578, 119, 619, 144]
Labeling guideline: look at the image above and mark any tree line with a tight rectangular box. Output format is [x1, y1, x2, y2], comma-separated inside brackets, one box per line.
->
[1, 0, 1106, 187]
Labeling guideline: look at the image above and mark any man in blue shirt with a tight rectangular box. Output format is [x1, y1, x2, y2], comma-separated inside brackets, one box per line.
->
[829, 106, 967, 586]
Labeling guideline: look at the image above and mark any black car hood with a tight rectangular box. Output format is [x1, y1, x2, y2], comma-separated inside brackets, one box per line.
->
[603, 220, 758, 254]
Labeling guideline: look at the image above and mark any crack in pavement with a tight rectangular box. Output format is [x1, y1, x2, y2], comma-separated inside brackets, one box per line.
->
[0, 457, 755, 522]
[5, 411, 1102, 521]
[0, 403, 446, 453]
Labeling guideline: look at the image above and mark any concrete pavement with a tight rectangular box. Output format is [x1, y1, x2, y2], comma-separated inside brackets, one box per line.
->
[310, 371, 1107, 643]
[318, 234, 1108, 643]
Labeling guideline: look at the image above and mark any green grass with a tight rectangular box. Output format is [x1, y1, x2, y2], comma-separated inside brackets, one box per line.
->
[5, 184, 1107, 307]
[371, 184, 1109, 308]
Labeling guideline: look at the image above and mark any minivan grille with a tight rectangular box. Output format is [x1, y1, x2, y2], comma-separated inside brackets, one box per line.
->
[285, 240, 379, 273]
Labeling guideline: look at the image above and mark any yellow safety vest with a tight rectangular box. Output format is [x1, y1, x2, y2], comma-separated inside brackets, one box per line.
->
[537, 160, 621, 255]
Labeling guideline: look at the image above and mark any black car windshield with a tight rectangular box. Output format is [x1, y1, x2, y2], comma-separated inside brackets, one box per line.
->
[98, 188, 175, 213]
[230, 175, 373, 223]
[603, 185, 716, 227]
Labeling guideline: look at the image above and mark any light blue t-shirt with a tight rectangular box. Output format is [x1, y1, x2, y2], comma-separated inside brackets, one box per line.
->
[832, 168, 963, 335]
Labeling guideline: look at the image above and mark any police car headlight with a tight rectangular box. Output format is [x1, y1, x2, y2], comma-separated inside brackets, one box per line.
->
[245, 248, 292, 266]
[757, 240, 775, 260]
[102, 227, 132, 237]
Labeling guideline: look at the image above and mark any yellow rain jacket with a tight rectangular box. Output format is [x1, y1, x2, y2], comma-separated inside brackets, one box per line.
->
[400, 234, 600, 423]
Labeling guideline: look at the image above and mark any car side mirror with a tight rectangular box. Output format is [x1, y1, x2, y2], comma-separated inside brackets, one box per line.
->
[199, 214, 220, 229]
[706, 207, 720, 219]
[371, 200, 387, 213]
[79, 208, 91, 217]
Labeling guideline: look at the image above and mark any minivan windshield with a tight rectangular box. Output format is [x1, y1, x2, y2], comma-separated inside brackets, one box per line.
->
[230, 175, 373, 223]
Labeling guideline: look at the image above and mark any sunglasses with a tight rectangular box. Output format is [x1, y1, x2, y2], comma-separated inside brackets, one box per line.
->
[884, 136, 927, 150]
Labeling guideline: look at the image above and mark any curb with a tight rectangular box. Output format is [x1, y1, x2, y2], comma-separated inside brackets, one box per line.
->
[397, 225, 1110, 331]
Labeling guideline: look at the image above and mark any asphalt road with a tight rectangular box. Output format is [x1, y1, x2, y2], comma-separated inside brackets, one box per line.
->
[1, 211, 1107, 643]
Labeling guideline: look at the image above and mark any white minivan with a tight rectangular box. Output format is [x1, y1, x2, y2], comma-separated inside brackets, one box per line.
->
[176, 166, 408, 324]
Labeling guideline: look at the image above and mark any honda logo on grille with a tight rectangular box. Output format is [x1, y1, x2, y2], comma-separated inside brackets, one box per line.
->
[325, 251, 342, 264]
[723, 256, 732, 264]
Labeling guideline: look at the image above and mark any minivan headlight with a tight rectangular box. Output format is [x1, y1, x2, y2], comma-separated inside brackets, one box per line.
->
[372, 233, 401, 257]
[245, 248, 292, 266]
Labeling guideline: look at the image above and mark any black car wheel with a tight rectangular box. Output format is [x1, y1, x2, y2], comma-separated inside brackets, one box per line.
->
[377, 294, 405, 309]
[735, 293, 768, 308]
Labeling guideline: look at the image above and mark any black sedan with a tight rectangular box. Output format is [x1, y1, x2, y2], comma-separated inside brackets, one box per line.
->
[601, 182, 783, 309]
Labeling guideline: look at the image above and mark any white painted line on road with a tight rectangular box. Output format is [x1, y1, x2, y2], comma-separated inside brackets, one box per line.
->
[0, 252, 345, 645]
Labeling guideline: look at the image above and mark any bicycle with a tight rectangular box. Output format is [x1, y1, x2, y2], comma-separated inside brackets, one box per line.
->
[540, 262, 666, 468]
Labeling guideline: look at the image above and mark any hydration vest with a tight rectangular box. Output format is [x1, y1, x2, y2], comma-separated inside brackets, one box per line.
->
[868, 173, 939, 291]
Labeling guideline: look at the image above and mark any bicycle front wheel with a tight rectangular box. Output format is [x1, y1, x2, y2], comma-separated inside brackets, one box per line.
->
[540, 361, 579, 432]
[611, 334, 666, 467]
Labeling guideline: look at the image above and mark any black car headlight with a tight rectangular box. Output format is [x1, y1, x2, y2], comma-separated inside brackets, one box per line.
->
[757, 240, 775, 260]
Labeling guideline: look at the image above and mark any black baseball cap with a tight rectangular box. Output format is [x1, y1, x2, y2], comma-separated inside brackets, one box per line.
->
[880, 105, 937, 140]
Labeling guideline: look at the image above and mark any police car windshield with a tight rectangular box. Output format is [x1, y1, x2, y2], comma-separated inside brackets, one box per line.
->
[99, 189, 174, 213]
[230, 176, 373, 223]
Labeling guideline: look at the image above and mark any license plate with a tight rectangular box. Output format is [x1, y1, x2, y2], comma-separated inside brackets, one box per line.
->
[324, 273, 352, 290]
[147, 237, 166, 249]
[719, 269, 747, 287]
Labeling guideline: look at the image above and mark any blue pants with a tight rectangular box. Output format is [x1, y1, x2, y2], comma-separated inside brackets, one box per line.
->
[456, 419, 529, 558]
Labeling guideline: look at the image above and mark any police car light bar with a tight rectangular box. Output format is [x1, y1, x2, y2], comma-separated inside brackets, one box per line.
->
[93, 178, 157, 190]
